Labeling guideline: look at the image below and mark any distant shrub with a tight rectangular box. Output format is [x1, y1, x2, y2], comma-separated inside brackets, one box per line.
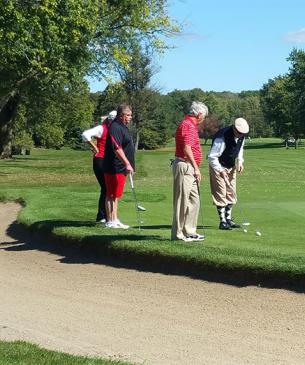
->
[35, 123, 64, 149]
[12, 131, 34, 155]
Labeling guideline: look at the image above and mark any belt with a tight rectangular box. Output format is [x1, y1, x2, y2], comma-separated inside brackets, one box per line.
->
[175, 157, 189, 163]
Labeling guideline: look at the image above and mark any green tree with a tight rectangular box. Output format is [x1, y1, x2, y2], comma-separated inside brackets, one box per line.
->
[286, 49, 305, 142]
[12, 80, 93, 149]
[138, 89, 173, 149]
[60, 81, 94, 148]
[94, 83, 127, 121]
[166, 88, 207, 128]
[260, 75, 293, 139]
[12, 103, 34, 154]
[0, 0, 178, 158]
[114, 43, 156, 149]
[260, 49, 305, 146]
[241, 95, 269, 137]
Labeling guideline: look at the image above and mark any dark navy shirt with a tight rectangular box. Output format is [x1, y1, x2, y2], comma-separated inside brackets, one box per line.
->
[104, 119, 135, 174]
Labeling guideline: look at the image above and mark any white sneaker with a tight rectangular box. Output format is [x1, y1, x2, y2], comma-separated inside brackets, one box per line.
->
[186, 233, 205, 241]
[173, 235, 194, 242]
[105, 221, 115, 228]
[114, 220, 129, 229]
[181, 236, 194, 242]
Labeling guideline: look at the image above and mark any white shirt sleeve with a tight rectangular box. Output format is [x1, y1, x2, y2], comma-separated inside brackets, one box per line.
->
[81, 125, 103, 142]
[208, 137, 226, 172]
[236, 139, 245, 164]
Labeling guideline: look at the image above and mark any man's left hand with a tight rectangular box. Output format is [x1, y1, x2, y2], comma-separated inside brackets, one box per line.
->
[237, 164, 244, 173]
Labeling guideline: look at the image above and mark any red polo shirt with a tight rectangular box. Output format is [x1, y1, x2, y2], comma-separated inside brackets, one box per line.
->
[175, 115, 202, 166]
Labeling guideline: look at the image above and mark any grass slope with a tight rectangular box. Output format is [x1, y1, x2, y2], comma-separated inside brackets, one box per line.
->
[0, 341, 132, 365]
[1, 139, 305, 282]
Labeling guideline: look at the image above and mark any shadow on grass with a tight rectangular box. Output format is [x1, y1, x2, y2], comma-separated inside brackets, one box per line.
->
[7, 219, 160, 243]
[245, 142, 283, 150]
[139, 224, 212, 230]
[8, 157, 43, 162]
[3, 220, 305, 293]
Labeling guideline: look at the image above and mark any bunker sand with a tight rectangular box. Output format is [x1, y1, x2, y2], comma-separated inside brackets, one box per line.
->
[1, 202, 305, 364]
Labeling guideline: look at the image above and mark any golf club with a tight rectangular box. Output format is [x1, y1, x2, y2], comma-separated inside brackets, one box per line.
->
[224, 177, 262, 236]
[196, 180, 206, 237]
[224, 177, 250, 227]
[129, 173, 145, 229]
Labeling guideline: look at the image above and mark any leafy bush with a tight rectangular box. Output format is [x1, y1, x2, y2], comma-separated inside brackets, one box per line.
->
[12, 130, 34, 155]
[139, 127, 168, 150]
[35, 123, 64, 149]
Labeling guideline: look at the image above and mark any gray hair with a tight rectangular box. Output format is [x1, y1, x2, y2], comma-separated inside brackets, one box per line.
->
[117, 103, 132, 116]
[189, 101, 208, 118]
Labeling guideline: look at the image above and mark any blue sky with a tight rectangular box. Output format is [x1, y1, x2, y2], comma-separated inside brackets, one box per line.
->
[89, 0, 305, 94]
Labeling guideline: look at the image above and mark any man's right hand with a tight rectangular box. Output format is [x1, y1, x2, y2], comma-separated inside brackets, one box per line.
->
[126, 163, 134, 174]
[220, 170, 229, 185]
[194, 168, 201, 182]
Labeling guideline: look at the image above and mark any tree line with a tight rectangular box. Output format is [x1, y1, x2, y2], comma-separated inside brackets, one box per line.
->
[0, 0, 178, 158]
[260, 49, 305, 147]
[1, 2, 304, 157]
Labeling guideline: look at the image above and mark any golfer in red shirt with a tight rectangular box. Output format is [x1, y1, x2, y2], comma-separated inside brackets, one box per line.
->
[171, 101, 208, 242]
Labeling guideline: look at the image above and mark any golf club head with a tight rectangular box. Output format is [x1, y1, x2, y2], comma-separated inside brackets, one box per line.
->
[137, 205, 146, 211]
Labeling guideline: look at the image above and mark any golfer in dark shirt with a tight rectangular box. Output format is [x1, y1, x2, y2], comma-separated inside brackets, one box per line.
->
[104, 104, 135, 229]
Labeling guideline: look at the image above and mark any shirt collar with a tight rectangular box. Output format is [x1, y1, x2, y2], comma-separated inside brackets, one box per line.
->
[186, 115, 198, 126]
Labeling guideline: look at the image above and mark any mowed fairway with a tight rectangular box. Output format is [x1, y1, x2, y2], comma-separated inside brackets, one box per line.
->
[0, 138, 305, 279]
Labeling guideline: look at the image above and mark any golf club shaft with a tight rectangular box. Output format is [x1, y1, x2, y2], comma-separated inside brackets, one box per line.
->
[129, 174, 141, 229]
[224, 177, 249, 225]
[196, 180, 206, 236]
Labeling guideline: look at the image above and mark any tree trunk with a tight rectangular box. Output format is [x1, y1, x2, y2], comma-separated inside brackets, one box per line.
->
[0, 93, 20, 159]
[134, 129, 140, 151]
[0, 73, 35, 159]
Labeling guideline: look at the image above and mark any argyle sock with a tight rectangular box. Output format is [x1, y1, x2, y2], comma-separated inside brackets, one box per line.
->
[225, 204, 233, 221]
[217, 206, 226, 223]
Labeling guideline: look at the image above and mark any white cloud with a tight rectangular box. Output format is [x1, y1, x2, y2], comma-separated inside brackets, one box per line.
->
[285, 28, 305, 43]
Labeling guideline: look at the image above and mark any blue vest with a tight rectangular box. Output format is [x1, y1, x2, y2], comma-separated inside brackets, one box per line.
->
[212, 126, 244, 168]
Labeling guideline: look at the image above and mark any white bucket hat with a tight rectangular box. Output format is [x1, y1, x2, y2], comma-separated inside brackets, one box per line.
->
[108, 110, 117, 120]
[234, 118, 249, 134]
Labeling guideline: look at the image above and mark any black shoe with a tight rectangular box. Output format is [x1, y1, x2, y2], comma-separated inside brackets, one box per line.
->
[226, 219, 241, 228]
[219, 221, 232, 230]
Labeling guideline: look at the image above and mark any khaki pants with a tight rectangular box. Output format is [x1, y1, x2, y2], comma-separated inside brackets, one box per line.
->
[171, 159, 200, 240]
[209, 165, 237, 207]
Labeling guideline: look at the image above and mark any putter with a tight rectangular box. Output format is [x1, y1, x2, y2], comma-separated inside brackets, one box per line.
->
[224, 178, 262, 236]
[224, 177, 250, 227]
[196, 180, 206, 237]
[129, 174, 145, 229]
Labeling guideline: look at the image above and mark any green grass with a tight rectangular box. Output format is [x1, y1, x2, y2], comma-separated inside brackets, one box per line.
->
[0, 341, 132, 365]
[1, 139, 305, 282]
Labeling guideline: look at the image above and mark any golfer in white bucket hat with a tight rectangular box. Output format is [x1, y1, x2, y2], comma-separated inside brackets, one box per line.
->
[208, 117, 249, 230]
[81, 110, 117, 223]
